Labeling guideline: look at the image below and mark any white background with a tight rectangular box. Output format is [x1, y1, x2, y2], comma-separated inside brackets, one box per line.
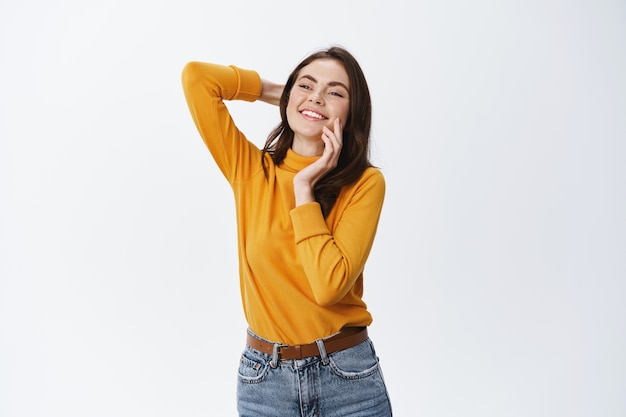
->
[1, 0, 625, 416]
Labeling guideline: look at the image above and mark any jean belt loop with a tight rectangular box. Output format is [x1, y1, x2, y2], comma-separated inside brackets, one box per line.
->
[316, 339, 330, 365]
[270, 342, 281, 368]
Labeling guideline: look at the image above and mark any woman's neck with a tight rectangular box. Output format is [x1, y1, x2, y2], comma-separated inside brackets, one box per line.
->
[291, 136, 324, 157]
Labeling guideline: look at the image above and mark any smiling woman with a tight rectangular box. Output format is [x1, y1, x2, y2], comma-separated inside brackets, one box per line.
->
[262, 47, 375, 219]
[286, 59, 351, 154]
[182, 46, 392, 416]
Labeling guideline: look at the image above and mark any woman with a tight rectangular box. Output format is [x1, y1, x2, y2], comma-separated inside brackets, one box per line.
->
[182, 46, 392, 416]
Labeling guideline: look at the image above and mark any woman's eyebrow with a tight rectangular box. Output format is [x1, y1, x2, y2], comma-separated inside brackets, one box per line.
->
[328, 81, 350, 92]
[298, 74, 349, 92]
[299, 74, 317, 83]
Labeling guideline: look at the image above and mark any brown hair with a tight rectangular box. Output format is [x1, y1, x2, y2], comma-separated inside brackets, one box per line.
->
[261, 46, 374, 217]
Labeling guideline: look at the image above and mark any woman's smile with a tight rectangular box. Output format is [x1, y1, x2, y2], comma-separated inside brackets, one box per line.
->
[299, 108, 328, 121]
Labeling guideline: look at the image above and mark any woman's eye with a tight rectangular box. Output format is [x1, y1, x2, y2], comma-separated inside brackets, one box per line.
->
[329, 91, 344, 98]
[298, 83, 312, 90]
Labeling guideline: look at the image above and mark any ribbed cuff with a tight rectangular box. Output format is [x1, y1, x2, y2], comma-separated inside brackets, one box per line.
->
[290, 202, 330, 243]
[229, 65, 262, 102]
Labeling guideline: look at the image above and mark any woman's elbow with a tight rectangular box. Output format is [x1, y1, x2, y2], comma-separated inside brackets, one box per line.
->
[313, 290, 343, 307]
[181, 62, 202, 87]
[311, 280, 349, 307]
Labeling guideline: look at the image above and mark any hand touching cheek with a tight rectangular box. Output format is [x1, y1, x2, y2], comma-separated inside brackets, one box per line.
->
[293, 118, 344, 206]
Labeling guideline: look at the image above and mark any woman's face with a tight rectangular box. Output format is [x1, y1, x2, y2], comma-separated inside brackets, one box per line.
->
[286, 59, 350, 152]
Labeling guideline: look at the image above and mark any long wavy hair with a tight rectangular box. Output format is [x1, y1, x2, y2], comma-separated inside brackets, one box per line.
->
[261, 46, 374, 218]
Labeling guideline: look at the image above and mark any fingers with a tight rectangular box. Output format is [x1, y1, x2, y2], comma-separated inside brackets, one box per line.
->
[322, 118, 343, 151]
[323, 118, 342, 142]
[293, 118, 344, 189]
[333, 117, 342, 139]
[321, 129, 340, 165]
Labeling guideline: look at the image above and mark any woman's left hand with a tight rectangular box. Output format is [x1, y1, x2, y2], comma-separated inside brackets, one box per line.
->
[293, 118, 343, 206]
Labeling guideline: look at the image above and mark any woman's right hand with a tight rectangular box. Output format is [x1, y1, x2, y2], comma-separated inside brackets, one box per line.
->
[259, 79, 283, 106]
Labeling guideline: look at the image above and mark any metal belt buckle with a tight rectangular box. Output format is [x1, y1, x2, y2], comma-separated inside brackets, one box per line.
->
[270, 342, 288, 368]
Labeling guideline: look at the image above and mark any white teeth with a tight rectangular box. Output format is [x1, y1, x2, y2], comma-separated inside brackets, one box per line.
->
[301, 110, 325, 120]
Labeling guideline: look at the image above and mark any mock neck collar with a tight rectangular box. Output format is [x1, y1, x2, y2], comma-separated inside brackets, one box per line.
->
[281, 148, 321, 172]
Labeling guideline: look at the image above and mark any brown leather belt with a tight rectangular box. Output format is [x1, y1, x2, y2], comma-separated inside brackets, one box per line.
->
[246, 327, 368, 360]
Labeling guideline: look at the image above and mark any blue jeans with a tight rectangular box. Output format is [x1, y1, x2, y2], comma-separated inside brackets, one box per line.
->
[237, 330, 393, 416]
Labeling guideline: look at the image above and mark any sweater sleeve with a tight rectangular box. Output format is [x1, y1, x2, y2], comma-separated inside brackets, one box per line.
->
[181, 62, 263, 182]
[289, 169, 386, 306]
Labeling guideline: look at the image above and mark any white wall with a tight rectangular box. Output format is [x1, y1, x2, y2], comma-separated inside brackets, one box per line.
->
[1, 0, 625, 416]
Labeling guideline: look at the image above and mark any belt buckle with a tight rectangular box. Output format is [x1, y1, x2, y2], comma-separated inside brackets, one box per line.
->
[270, 342, 288, 368]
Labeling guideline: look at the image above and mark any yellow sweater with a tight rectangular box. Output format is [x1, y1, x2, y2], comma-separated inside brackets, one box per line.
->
[182, 62, 385, 345]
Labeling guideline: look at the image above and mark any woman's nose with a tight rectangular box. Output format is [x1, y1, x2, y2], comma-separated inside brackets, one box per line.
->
[309, 90, 323, 105]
